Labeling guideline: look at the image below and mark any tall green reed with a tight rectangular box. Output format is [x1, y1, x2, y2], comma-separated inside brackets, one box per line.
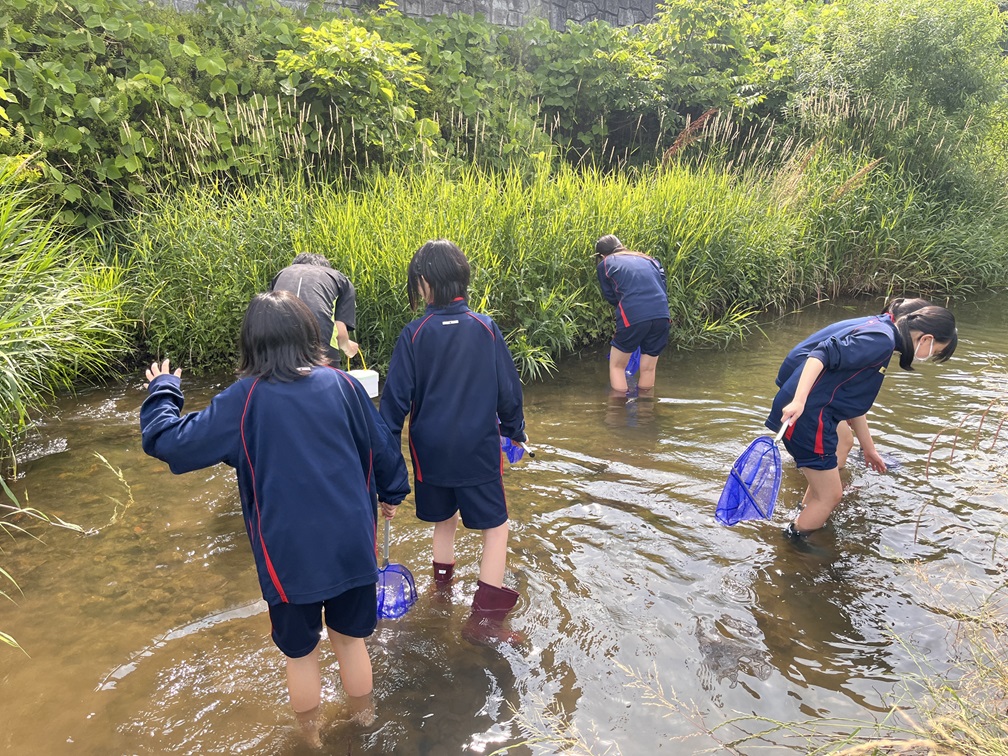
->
[131, 177, 314, 369]
[0, 163, 132, 459]
[667, 101, 1008, 300]
[129, 97, 1008, 381]
[125, 162, 817, 377]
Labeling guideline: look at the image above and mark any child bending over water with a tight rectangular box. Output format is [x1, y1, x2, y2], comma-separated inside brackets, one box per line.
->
[767, 304, 956, 537]
[783, 297, 935, 472]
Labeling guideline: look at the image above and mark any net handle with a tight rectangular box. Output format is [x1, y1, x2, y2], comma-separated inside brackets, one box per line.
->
[382, 517, 390, 567]
[774, 423, 788, 443]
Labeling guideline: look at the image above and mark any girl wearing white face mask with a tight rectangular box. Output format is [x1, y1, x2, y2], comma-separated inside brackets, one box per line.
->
[797, 298, 935, 472]
[765, 305, 958, 537]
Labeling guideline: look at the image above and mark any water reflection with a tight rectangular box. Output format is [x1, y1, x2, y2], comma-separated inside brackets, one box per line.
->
[0, 297, 1005, 753]
[751, 538, 900, 716]
[605, 386, 657, 428]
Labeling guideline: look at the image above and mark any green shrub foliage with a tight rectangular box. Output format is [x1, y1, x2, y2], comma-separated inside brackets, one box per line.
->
[1, 0, 1006, 386]
[1, 0, 1005, 227]
[784, 0, 1007, 189]
[275, 17, 434, 165]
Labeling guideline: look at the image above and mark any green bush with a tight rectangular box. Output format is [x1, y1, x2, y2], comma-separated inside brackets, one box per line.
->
[0, 0, 439, 225]
[6, 0, 1001, 232]
[518, 19, 665, 164]
[784, 0, 1008, 189]
[358, 9, 552, 171]
[275, 17, 434, 166]
[644, 0, 792, 114]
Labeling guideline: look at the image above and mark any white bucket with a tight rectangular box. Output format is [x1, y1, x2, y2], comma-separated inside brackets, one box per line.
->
[349, 369, 379, 399]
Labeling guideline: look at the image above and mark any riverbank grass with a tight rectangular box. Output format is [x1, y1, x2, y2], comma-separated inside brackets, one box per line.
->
[130, 149, 1008, 378]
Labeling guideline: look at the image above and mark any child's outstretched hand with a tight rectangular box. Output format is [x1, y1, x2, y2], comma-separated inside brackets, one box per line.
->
[144, 358, 181, 388]
[863, 447, 888, 474]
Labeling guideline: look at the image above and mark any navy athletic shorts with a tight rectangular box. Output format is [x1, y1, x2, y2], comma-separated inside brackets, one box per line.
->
[782, 436, 839, 472]
[414, 478, 508, 530]
[268, 582, 377, 658]
[612, 318, 670, 356]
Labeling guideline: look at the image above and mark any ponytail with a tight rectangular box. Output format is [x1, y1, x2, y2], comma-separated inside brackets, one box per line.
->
[895, 317, 916, 370]
[883, 297, 932, 319]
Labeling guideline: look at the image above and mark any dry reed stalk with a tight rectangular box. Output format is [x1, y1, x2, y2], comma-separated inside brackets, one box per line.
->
[830, 157, 883, 201]
[836, 737, 962, 756]
[662, 107, 718, 164]
[771, 140, 822, 206]
[918, 396, 1007, 544]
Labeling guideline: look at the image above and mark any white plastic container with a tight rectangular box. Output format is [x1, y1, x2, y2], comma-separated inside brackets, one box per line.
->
[349, 369, 380, 399]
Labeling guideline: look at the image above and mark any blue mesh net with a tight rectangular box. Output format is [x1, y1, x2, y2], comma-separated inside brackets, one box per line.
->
[377, 563, 417, 620]
[500, 435, 525, 463]
[716, 436, 783, 525]
[625, 348, 641, 377]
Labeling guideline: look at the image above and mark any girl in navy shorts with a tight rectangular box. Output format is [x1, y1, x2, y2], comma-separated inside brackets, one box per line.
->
[380, 239, 527, 645]
[141, 291, 409, 745]
[594, 234, 671, 393]
[824, 298, 934, 471]
[766, 304, 957, 537]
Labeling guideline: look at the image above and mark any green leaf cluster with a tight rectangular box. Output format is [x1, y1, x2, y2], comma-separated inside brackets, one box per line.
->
[783, 0, 1008, 190]
[275, 18, 432, 163]
[3, 0, 1004, 231]
[0, 0, 438, 226]
[0, 0, 309, 226]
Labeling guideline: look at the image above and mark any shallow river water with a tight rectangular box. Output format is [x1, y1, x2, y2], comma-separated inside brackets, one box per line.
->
[1, 297, 1006, 754]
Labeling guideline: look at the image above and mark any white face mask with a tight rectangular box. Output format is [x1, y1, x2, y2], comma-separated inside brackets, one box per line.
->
[915, 335, 935, 362]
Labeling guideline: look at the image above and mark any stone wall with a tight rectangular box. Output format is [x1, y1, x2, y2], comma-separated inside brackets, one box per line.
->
[168, 0, 656, 29]
[393, 0, 656, 29]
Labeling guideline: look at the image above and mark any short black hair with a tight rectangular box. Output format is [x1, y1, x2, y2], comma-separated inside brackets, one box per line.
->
[291, 253, 331, 268]
[407, 239, 470, 309]
[238, 290, 326, 381]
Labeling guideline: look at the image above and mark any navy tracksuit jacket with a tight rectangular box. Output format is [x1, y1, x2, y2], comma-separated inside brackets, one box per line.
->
[765, 314, 904, 459]
[379, 299, 526, 488]
[141, 367, 410, 606]
[595, 252, 670, 328]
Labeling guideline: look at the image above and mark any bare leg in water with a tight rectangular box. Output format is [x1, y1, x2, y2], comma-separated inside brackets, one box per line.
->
[284, 628, 375, 746]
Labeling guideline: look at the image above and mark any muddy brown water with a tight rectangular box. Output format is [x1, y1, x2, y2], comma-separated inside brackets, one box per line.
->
[1, 297, 1006, 754]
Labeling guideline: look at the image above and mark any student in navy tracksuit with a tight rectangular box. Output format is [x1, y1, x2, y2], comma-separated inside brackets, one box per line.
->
[594, 235, 671, 393]
[379, 239, 527, 644]
[766, 305, 957, 537]
[140, 291, 409, 745]
[819, 298, 934, 470]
